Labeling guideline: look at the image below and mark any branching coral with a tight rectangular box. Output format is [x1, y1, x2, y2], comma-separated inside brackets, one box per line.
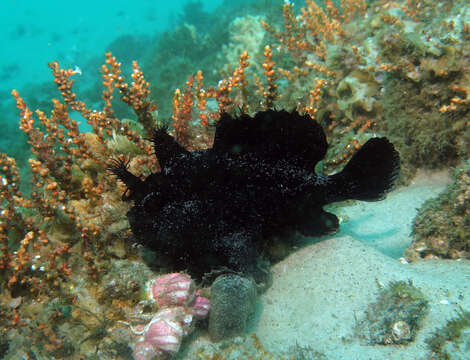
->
[260, 0, 470, 178]
[0, 53, 162, 358]
[1, 0, 469, 357]
[0, 42, 294, 357]
[261, 0, 384, 173]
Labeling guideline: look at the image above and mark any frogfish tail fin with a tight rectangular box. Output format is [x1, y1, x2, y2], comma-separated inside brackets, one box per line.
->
[327, 137, 400, 202]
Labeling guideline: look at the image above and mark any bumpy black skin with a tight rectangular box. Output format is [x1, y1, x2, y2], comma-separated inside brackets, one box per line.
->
[111, 110, 400, 279]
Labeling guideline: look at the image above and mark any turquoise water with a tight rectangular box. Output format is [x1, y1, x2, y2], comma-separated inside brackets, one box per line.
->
[0, 0, 222, 92]
[0, 0, 224, 174]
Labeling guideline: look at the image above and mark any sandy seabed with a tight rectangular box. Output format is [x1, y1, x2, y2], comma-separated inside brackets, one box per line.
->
[183, 171, 469, 360]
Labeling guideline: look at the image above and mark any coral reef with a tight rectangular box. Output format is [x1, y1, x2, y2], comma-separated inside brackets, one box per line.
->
[362, 1, 470, 179]
[1, 53, 161, 358]
[221, 15, 266, 72]
[0, 26, 296, 356]
[355, 280, 429, 345]
[1, 0, 470, 358]
[0, 22, 331, 355]
[262, 0, 470, 178]
[336, 70, 382, 122]
[406, 160, 470, 261]
[142, 0, 470, 181]
[100, 260, 154, 304]
[143, 0, 275, 121]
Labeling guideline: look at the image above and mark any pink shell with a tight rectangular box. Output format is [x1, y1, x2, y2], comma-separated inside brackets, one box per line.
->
[192, 295, 211, 319]
[145, 318, 183, 353]
[151, 307, 194, 336]
[133, 340, 164, 360]
[151, 273, 194, 307]
[154, 306, 185, 320]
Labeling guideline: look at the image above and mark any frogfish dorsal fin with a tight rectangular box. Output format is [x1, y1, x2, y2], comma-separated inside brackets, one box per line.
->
[212, 109, 328, 169]
[151, 125, 190, 170]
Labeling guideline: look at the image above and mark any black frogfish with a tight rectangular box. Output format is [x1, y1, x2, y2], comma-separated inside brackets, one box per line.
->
[110, 109, 400, 280]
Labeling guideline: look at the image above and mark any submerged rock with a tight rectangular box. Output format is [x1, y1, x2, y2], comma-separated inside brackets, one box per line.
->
[356, 280, 429, 345]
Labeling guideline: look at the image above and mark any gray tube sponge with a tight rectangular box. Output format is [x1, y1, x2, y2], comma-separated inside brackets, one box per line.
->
[208, 274, 258, 341]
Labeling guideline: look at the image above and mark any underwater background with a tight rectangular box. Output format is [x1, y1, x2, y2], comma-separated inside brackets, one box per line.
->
[1, 0, 470, 359]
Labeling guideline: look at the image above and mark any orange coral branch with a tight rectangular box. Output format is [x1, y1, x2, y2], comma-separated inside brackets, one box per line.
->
[262, 45, 278, 109]
[104, 52, 157, 136]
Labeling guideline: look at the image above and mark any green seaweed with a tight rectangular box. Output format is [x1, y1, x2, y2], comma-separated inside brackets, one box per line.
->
[426, 308, 470, 360]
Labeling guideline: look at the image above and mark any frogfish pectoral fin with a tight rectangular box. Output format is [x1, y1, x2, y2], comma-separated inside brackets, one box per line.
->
[298, 209, 339, 237]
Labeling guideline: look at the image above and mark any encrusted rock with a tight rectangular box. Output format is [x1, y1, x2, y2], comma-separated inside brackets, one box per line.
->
[101, 260, 153, 302]
[356, 280, 428, 345]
